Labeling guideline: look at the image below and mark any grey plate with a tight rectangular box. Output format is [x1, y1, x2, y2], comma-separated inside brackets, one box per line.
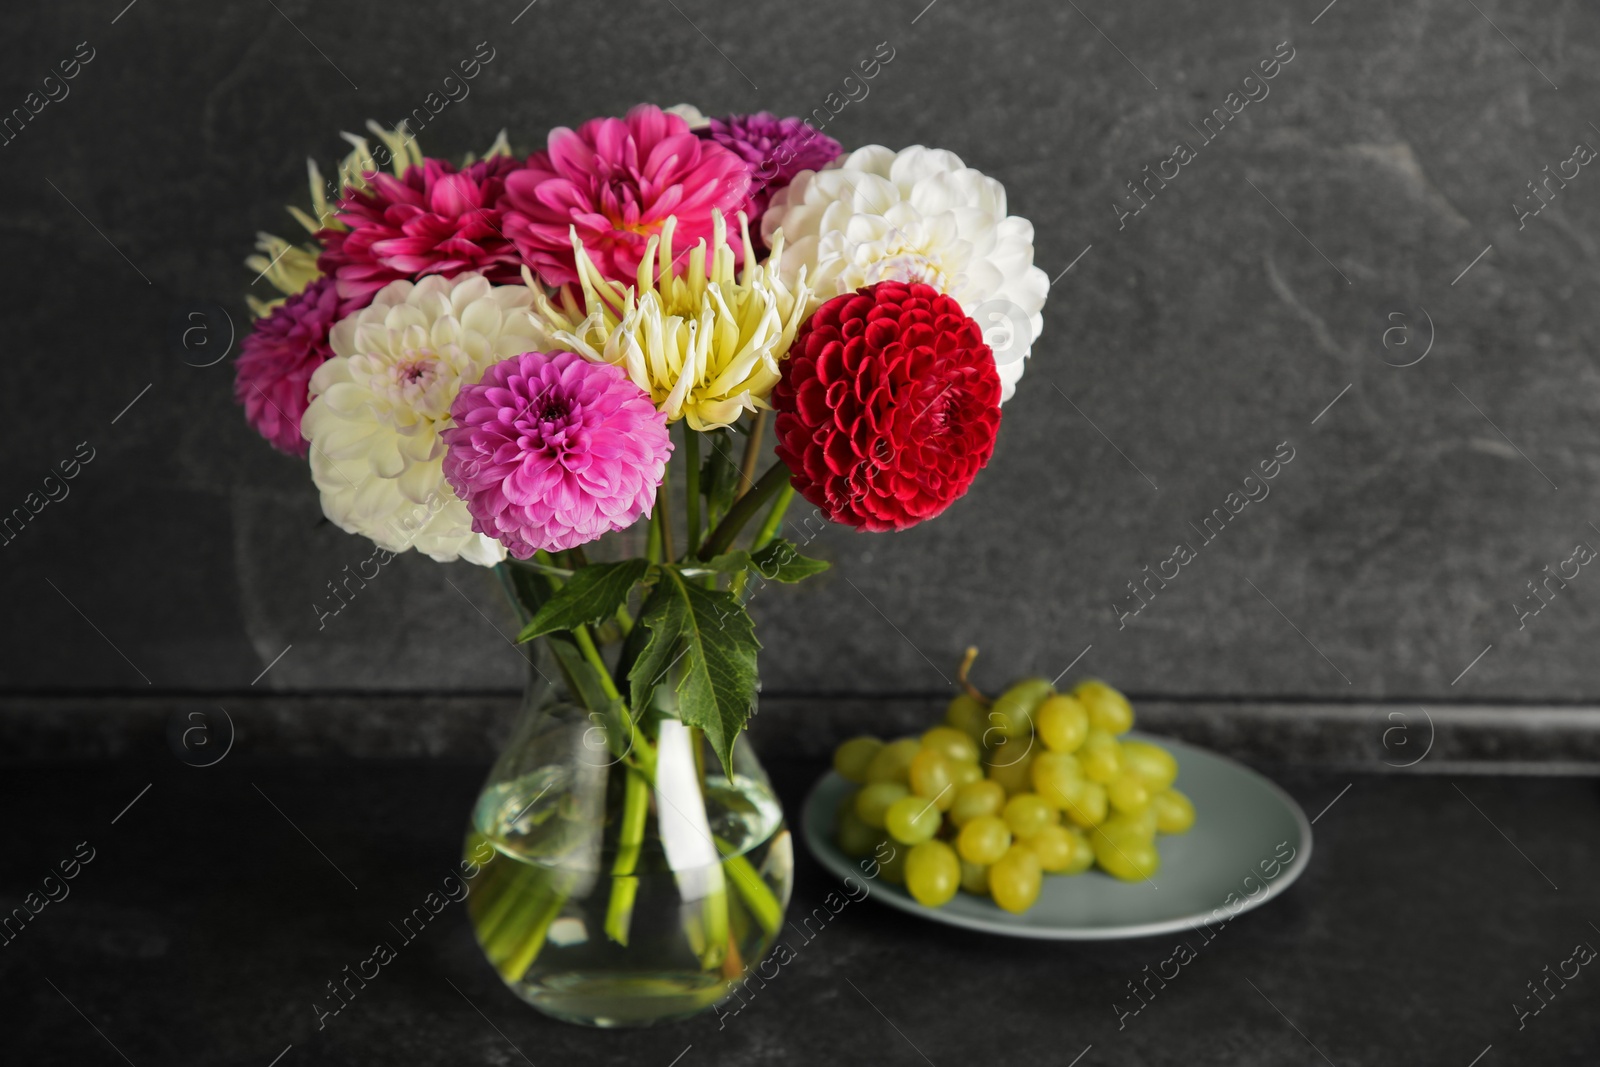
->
[800, 733, 1312, 940]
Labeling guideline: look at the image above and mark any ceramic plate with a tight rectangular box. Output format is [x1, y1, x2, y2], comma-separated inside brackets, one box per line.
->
[800, 733, 1312, 940]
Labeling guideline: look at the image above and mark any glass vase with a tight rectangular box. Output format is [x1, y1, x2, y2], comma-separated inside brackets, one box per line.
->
[462, 643, 793, 1028]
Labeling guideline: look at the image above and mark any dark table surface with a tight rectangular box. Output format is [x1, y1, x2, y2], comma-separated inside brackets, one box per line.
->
[4, 753, 1597, 1066]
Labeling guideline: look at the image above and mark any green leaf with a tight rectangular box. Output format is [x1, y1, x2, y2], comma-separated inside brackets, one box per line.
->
[749, 539, 830, 582]
[516, 559, 649, 643]
[628, 568, 760, 774]
[700, 540, 828, 584]
[700, 549, 755, 575]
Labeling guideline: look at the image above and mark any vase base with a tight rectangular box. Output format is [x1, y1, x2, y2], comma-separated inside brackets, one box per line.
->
[509, 970, 733, 1028]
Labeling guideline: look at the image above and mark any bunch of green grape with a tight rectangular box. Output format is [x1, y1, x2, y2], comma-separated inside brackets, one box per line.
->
[831, 677, 1194, 914]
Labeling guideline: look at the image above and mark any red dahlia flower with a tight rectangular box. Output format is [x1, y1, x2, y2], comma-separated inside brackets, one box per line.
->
[772, 281, 1002, 532]
[318, 156, 523, 306]
[501, 104, 753, 288]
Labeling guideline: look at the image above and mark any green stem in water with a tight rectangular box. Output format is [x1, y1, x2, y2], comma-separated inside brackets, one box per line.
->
[685, 725, 730, 970]
[496, 877, 567, 983]
[604, 766, 652, 945]
[720, 850, 785, 938]
[683, 426, 702, 559]
[697, 871, 731, 971]
[699, 462, 790, 560]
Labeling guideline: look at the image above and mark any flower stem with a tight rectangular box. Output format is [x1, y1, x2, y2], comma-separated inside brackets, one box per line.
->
[719, 849, 785, 938]
[751, 483, 794, 554]
[736, 410, 768, 500]
[604, 765, 652, 945]
[495, 874, 567, 983]
[657, 461, 675, 562]
[646, 507, 662, 564]
[698, 462, 790, 560]
[571, 624, 622, 703]
[683, 426, 702, 558]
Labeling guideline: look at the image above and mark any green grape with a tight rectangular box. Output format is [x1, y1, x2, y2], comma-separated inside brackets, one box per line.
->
[1106, 769, 1151, 814]
[949, 780, 1006, 827]
[1079, 729, 1122, 783]
[1073, 679, 1134, 734]
[985, 677, 1053, 746]
[921, 726, 980, 765]
[1120, 740, 1178, 791]
[1036, 694, 1090, 753]
[1092, 830, 1160, 882]
[908, 748, 955, 809]
[1063, 780, 1108, 828]
[1030, 751, 1085, 809]
[956, 814, 1012, 865]
[1023, 823, 1076, 872]
[835, 806, 882, 858]
[1152, 788, 1196, 834]
[945, 693, 988, 741]
[885, 795, 941, 845]
[959, 859, 990, 895]
[950, 760, 984, 788]
[832, 736, 884, 783]
[905, 840, 961, 907]
[1061, 826, 1096, 875]
[855, 781, 909, 829]
[984, 747, 1035, 796]
[865, 738, 922, 785]
[1002, 793, 1057, 839]
[989, 844, 1043, 913]
[1100, 806, 1157, 842]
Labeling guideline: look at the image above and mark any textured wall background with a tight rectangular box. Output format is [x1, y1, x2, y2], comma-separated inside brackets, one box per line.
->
[2, 0, 1597, 702]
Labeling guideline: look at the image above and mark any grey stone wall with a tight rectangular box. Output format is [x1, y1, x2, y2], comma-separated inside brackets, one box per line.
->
[2, 0, 1596, 702]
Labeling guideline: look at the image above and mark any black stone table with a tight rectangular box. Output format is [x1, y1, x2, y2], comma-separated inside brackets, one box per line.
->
[3, 751, 1596, 1066]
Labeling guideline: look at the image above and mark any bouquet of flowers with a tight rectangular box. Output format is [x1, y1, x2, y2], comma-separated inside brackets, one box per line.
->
[236, 102, 1049, 1022]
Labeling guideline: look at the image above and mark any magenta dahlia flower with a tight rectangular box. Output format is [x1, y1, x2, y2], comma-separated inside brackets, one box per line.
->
[318, 156, 523, 306]
[701, 113, 841, 224]
[234, 277, 356, 455]
[442, 351, 672, 556]
[501, 104, 753, 288]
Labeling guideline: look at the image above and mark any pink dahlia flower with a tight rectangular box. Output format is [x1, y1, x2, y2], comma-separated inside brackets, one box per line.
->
[501, 104, 753, 288]
[234, 277, 355, 455]
[318, 156, 523, 306]
[702, 113, 841, 224]
[442, 351, 672, 556]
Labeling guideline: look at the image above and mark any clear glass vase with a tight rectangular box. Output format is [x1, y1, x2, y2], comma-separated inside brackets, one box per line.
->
[463, 644, 793, 1028]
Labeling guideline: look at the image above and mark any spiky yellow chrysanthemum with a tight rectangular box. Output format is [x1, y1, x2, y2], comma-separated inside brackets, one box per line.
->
[525, 211, 812, 431]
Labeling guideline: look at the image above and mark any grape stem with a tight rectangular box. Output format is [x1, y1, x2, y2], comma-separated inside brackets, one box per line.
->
[956, 645, 991, 706]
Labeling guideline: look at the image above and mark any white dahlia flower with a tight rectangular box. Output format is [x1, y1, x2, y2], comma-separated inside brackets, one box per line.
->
[761, 144, 1049, 401]
[302, 272, 552, 566]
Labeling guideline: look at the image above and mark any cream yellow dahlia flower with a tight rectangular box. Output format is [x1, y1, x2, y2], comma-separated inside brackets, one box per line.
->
[302, 271, 552, 565]
[526, 211, 812, 432]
